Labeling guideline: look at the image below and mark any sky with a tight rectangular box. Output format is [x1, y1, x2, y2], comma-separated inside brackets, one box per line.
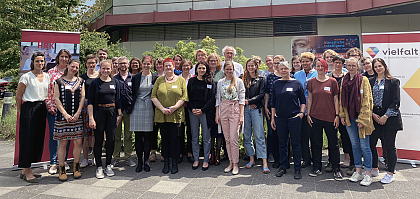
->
[84, 0, 95, 7]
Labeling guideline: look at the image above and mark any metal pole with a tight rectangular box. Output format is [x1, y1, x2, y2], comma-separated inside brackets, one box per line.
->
[2, 92, 13, 120]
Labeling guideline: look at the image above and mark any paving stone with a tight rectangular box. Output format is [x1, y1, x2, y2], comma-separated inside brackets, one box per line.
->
[210, 187, 249, 199]
[0, 187, 14, 197]
[148, 180, 188, 194]
[42, 182, 116, 199]
[103, 189, 145, 199]
[91, 175, 132, 188]
[138, 191, 176, 199]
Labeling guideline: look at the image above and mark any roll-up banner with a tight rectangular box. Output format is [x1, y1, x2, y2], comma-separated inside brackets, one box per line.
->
[292, 35, 360, 58]
[363, 31, 420, 165]
[14, 29, 80, 169]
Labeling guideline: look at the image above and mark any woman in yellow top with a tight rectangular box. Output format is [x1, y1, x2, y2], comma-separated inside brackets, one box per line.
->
[151, 58, 188, 175]
[339, 57, 374, 186]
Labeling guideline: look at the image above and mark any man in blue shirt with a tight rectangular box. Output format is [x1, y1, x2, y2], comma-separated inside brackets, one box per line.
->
[95, 48, 108, 71]
[112, 56, 135, 167]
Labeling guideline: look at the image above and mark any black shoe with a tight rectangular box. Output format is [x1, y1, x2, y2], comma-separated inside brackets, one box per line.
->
[325, 162, 333, 173]
[162, 161, 170, 174]
[309, 169, 322, 177]
[334, 170, 344, 181]
[272, 161, 280, 169]
[301, 161, 311, 168]
[177, 156, 183, 164]
[275, 169, 287, 177]
[188, 156, 194, 163]
[221, 154, 229, 162]
[243, 155, 250, 161]
[135, 165, 142, 173]
[294, 170, 302, 179]
[171, 162, 178, 174]
[144, 164, 150, 172]
[202, 166, 209, 171]
[192, 165, 199, 170]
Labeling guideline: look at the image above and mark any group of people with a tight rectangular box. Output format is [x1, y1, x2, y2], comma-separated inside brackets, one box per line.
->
[16, 46, 402, 187]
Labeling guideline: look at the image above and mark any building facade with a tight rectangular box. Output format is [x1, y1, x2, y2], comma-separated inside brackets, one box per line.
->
[90, 0, 420, 59]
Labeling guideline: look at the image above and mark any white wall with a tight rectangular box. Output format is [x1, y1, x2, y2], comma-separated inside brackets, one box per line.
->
[119, 14, 420, 62]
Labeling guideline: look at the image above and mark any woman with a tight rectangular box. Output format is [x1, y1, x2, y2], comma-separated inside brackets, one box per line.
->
[151, 58, 188, 174]
[207, 53, 224, 165]
[291, 55, 302, 75]
[46, 49, 71, 174]
[150, 57, 165, 162]
[129, 57, 141, 75]
[261, 55, 274, 78]
[112, 57, 119, 76]
[190, 49, 207, 75]
[307, 58, 343, 180]
[339, 57, 374, 186]
[215, 61, 245, 175]
[80, 54, 99, 168]
[128, 55, 158, 173]
[173, 54, 183, 75]
[264, 55, 286, 168]
[294, 52, 318, 169]
[270, 61, 306, 179]
[361, 57, 375, 79]
[53, 59, 85, 181]
[369, 58, 402, 184]
[327, 55, 354, 176]
[179, 59, 194, 163]
[16, 52, 49, 183]
[242, 59, 269, 173]
[88, 60, 123, 179]
[187, 61, 216, 171]
[323, 49, 338, 72]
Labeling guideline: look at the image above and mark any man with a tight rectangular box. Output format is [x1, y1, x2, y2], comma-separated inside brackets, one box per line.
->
[221, 46, 244, 78]
[112, 56, 135, 167]
[95, 48, 108, 71]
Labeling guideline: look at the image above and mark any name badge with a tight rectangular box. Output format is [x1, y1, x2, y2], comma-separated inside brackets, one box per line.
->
[110, 85, 115, 89]
[286, 88, 293, 92]
[65, 85, 71, 90]
[128, 82, 132, 86]
[360, 89, 363, 94]
[379, 85, 384, 90]
[172, 85, 178, 89]
[324, 87, 331, 91]
[207, 84, 212, 89]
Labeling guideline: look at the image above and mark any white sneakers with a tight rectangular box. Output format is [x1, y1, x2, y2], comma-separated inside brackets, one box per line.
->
[362, 170, 379, 177]
[105, 165, 114, 177]
[96, 165, 114, 179]
[80, 159, 89, 168]
[349, 171, 364, 182]
[360, 175, 372, 186]
[381, 173, 395, 184]
[96, 167, 104, 179]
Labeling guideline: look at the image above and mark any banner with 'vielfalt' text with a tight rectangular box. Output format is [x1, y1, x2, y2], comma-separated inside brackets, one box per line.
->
[363, 32, 420, 163]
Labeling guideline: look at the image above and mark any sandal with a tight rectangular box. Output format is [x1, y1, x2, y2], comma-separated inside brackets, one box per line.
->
[263, 167, 270, 174]
[245, 162, 254, 169]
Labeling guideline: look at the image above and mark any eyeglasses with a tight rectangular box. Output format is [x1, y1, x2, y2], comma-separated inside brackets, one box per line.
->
[347, 65, 357, 68]
[119, 62, 128, 65]
[349, 54, 360, 57]
[209, 60, 217, 63]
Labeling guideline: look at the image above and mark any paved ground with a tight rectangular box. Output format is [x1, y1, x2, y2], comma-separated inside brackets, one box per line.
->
[0, 140, 419, 199]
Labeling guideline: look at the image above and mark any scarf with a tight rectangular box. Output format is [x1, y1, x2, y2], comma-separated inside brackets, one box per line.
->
[341, 72, 362, 119]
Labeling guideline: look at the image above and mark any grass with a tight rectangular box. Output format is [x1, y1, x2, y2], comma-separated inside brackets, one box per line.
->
[0, 96, 17, 140]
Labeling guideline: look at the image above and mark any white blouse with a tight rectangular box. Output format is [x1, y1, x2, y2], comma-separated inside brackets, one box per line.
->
[19, 71, 50, 102]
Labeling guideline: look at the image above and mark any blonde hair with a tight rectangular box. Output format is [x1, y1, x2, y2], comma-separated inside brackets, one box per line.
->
[274, 55, 285, 62]
[300, 52, 315, 62]
[322, 49, 337, 59]
[99, 59, 114, 78]
[224, 61, 237, 94]
[194, 49, 207, 60]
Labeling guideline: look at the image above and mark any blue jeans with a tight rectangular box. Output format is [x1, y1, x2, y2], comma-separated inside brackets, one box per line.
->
[47, 112, 70, 165]
[244, 106, 267, 159]
[346, 118, 372, 171]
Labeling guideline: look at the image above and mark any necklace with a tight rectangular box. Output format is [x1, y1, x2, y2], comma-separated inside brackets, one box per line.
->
[165, 75, 175, 81]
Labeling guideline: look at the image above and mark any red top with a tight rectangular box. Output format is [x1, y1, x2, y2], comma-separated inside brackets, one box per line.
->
[307, 77, 339, 123]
